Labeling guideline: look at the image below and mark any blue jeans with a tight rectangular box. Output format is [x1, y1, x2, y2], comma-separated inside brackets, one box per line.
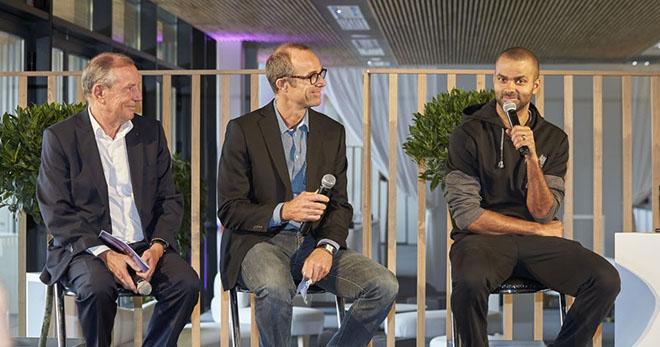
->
[239, 231, 398, 347]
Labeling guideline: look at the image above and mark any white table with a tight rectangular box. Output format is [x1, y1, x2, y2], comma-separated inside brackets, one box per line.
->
[615, 232, 660, 346]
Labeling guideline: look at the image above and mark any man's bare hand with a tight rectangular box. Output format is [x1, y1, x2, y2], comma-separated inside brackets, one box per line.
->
[136, 243, 164, 282]
[99, 250, 141, 293]
[281, 191, 329, 223]
[302, 248, 333, 283]
[536, 220, 563, 238]
[508, 126, 537, 159]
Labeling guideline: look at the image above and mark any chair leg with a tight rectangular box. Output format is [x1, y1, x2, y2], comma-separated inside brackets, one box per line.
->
[230, 288, 241, 347]
[559, 293, 567, 326]
[133, 296, 143, 347]
[54, 283, 66, 347]
[334, 296, 345, 328]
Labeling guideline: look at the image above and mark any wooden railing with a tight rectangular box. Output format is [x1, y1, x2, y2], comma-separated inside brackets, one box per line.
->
[2, 68, 659, 346]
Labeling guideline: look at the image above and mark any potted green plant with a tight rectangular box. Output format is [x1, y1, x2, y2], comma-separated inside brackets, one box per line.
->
[403, 88, 495, 190]
[0, 102, 86, 346]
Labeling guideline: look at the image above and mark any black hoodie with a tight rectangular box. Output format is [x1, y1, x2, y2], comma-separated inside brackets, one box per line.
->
[443, 99, 569, 239]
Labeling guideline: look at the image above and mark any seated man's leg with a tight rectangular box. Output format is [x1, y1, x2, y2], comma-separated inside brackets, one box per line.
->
[240, 237, 298, 347]
[143, 251, 200, 347]
[450, 234, 517, 347]
[63, 253, 119, 347]
[518, 236, 620, 347]
[316, 249, 399, 347]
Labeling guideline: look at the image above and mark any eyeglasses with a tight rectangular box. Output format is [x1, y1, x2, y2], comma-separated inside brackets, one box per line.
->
[287, 68, 327, 85]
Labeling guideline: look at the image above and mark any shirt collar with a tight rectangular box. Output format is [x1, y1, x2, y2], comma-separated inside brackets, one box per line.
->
[88, 107, 133, 141]
[273, 100, 308, 135]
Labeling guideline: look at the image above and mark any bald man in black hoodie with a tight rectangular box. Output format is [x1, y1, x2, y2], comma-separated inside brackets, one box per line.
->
[444, 47, 620, 347]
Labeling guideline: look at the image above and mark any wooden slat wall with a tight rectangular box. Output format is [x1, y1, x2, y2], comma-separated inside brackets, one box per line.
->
[4, 67, 659, 344]
[162, 75, 172, 146]
[415, 74, 427, 347]
[190, 74, 202, 347]
[445, 74, 456, 343]
[17, 75, 27, 337]
[219, 75, 231, 347]
[533, 75, 545, 341]
[386, 73, 398, 347]
[622, 76, 633, 233]
[652, 76, 660, 231]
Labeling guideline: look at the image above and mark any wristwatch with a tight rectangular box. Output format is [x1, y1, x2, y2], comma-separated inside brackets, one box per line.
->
[150, 238, 169, 252]
[317, 243, 337, 256]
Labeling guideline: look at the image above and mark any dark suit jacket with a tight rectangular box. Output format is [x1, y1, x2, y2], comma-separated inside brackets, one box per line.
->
[36, 109, 182, 285]
[217, 100, 353, 290]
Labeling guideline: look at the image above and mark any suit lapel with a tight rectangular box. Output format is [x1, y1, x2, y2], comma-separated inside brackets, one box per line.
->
[75, 111, 111, 230]
[258, 103, 293, 197]
[306, 110, 323, 190]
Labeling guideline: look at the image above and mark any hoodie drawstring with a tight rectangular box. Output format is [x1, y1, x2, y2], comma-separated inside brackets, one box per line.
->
[498, 128, 505, 169]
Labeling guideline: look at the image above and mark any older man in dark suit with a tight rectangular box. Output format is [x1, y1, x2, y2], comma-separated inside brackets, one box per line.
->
[217, 43, 398, 347]
[37, 52, 199, 347]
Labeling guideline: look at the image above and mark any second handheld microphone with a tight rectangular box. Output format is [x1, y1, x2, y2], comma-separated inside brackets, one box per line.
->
[300, 174, 336, 236]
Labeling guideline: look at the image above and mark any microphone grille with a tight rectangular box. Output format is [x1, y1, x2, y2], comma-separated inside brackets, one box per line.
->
[137, 281, 152, 296]
[321, 174, 336, 189]
[503, 101, 517, 113]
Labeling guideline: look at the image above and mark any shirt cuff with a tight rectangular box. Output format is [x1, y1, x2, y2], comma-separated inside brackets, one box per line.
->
[269, 202, 285, 228]
[87, 245, 111, 257]
[317, 238, 340, 251]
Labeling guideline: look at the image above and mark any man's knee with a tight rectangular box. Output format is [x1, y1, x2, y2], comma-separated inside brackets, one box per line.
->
[452, 272, 490, 302]
[76, 280, 117, 304]
[591, 262, 621, 300]
[252, 281, 295, 304]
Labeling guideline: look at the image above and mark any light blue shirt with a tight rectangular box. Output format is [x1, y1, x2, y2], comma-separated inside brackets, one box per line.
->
[269, 102, 339, 251]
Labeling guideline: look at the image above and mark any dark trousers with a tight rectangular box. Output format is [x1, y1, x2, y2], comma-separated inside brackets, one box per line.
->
[62, 245, 200, 347]
[450, 234, 620, 347]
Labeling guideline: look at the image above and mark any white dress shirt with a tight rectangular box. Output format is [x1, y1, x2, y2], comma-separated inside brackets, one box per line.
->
[87, 110, 144, 256]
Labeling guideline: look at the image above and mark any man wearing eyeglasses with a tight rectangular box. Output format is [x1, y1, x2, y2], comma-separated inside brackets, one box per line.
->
[217, 43, 398, 346]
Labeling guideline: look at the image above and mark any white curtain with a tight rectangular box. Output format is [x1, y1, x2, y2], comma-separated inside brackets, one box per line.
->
[0, 31, 24, 115]
[632, 77, 653, 231]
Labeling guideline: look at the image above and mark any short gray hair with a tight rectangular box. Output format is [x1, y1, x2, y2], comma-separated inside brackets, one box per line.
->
[81, 52, 136, 99]
[265, 43, 311, 93]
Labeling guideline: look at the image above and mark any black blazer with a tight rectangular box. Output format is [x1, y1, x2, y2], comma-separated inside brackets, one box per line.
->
[217, 101, 353, 290]
[36, 110, 182, 285]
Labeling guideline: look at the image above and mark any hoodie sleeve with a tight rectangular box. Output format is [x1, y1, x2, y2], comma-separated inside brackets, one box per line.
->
[443, 127, 485, 230]
[534, 133, 569, 223]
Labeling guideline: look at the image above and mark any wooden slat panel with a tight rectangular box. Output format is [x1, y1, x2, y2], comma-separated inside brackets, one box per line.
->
[445, 75, 456, 343]
[622, 76, 633, 232]
[219, 74, 232, 347]
[476, 74, 486, 91]
[133, 297, 143, 347]
[563, 76, 574, 240]
[18, 75, 27, 337]
[536, 75, 545, 114]
[445, 210, 453, 342]
[652, 76, 660, 231]
[533, 74, 545, 341]
[47, 76, 56, 103]
[190, 74, 201, 347]
[416, 74, 427, 347]
[162, 75, 172, 150]
[503, 294, 513, 339]
[75, 76, 84, 103]
[592, 75, 603, 347]
[249, 73, 260, 346]
[563, 75, 576, 308]
[250, 74, 259, 111]
[386, 73, 398, 347]
[593, 75, 603, 255]
[363, 68, 660, 77]
[362, 72, 372, 259]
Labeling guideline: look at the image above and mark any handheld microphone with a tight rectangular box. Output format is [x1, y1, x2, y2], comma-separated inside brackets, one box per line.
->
[503, 101, 529, 156]
[300, 174, 336, 235]
[130, 271, 152, 295]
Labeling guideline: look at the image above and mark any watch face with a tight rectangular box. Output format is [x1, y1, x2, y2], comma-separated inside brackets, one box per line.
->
[324, 244, 336, 254]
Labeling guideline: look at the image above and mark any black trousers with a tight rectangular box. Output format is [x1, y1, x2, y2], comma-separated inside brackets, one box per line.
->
[450, 234, 620, 347]
[62, 244, 200, 347]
